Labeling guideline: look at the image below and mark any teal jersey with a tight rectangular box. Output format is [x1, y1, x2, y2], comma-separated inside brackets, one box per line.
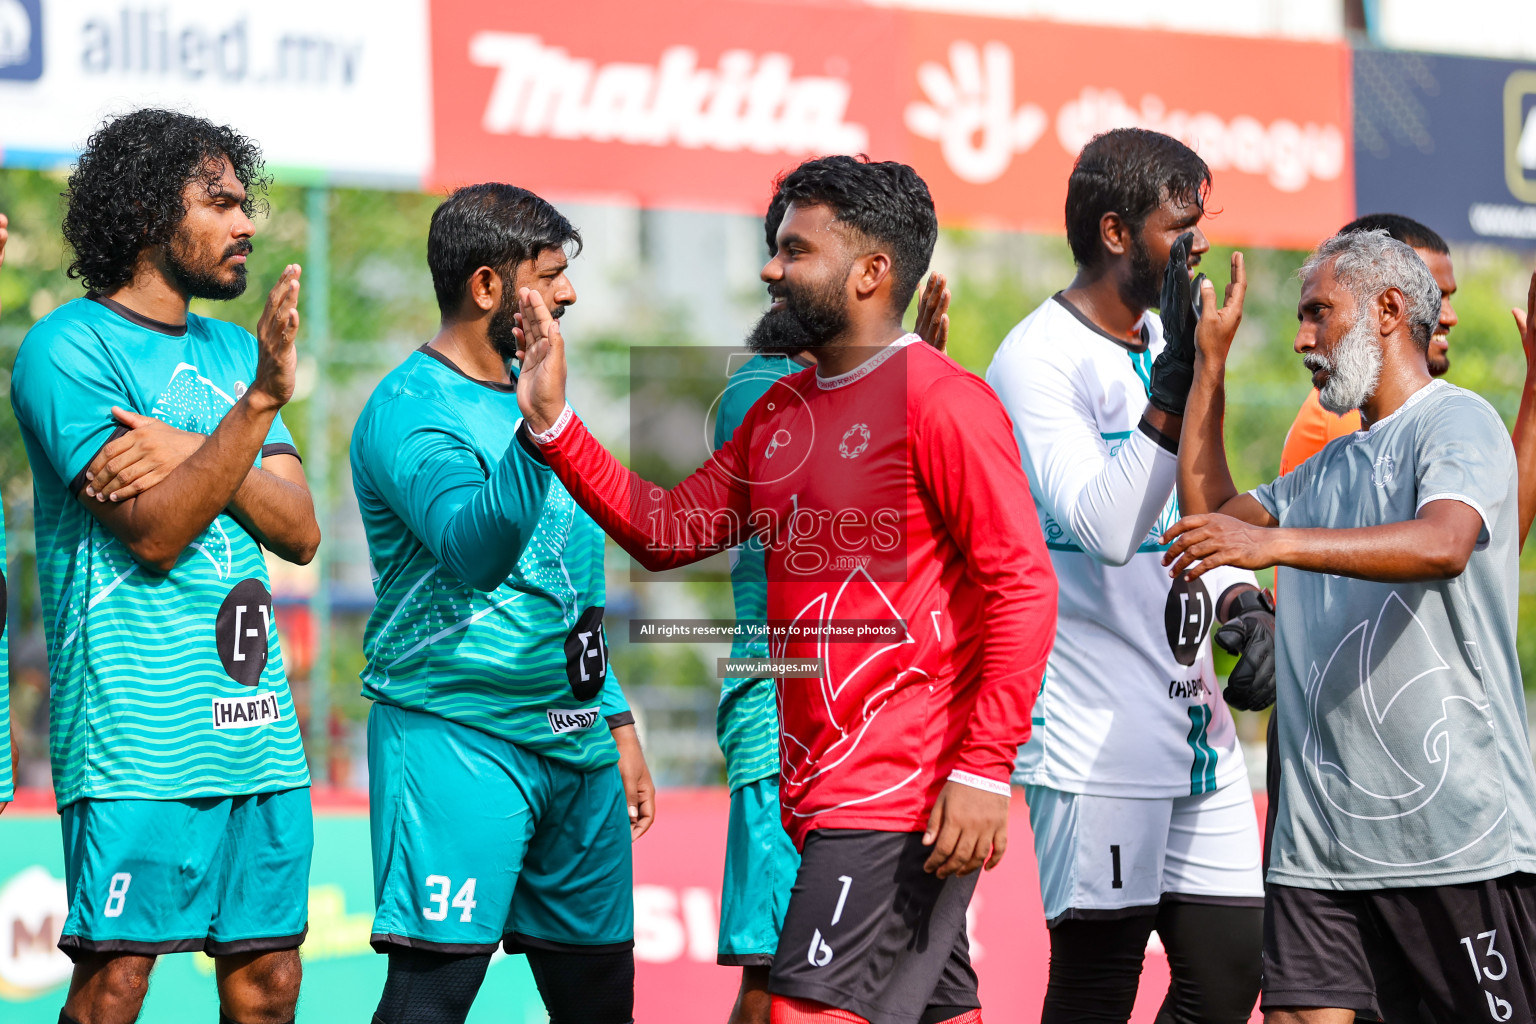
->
[10, 296, 308, 807]
[713, 354, 800, 790]
[1, 506, 9, 803]
[350, 347, 629, 771]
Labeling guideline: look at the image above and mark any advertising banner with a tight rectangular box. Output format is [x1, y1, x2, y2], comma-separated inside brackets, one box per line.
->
[428, 0, 906, 215]
[1354, 47, 1536, 245]
[899, 14, 1353, 248]
[3, 0, 1357, 245]
[0, 0, 431, 184]
[0, 790, 1262, 1022]
[430, 0, 1353, 248]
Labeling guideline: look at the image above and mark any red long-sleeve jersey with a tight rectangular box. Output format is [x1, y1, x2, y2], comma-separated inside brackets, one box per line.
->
[534, 337, 1057, 846]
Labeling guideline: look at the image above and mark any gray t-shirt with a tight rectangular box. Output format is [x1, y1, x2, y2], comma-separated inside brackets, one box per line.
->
[1253, 380, 1536, 890]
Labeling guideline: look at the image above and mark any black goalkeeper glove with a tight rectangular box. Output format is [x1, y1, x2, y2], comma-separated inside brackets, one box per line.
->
[1214, 588, 1276, 712]
[1148, 231, 1206, 417]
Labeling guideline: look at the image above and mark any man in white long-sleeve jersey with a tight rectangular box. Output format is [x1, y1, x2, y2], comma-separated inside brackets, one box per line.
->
[986, 128, 1270, 1024]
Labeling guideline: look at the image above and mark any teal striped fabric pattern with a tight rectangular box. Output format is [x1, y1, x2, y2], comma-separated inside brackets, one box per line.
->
[12, 299, 309, 807]
[351, 350, 626, 771]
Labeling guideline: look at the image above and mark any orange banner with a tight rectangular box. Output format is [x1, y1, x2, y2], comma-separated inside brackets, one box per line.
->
[430, 0, 1352, 249]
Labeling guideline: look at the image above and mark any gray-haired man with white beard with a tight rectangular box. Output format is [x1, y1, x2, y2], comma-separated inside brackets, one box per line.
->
[1162, 229, 1536, 1024]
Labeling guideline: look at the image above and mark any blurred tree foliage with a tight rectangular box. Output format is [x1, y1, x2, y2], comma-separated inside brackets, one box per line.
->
[3, 161, 1536, 780]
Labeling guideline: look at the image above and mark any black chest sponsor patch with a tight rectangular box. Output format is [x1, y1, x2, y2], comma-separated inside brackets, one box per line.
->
[216, 578, 274, 686]
[564, 606, 609, 702]
[1164, 575, 1212, 668]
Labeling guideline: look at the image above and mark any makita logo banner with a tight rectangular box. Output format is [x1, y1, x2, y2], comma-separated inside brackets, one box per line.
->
[430, 0, 905, 212]
[430, 0, 1351, 247]
[470, 34, 868, 157]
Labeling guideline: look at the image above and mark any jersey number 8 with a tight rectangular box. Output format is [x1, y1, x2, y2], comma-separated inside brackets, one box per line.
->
[104, 872, 132, 918]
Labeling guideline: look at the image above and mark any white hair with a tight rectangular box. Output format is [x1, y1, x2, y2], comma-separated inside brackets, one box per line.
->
[1299, 228, 1441, 350]
[1311, 313, 1382, 414]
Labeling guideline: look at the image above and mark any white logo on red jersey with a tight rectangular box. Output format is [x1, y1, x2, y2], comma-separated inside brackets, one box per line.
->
[839, 423, 870, 459]
[776, 566, 925, 817]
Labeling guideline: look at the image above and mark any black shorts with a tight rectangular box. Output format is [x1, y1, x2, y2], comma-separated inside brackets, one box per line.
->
[1263, 874, 1536, 1022]
[769, 829, 980, 1024]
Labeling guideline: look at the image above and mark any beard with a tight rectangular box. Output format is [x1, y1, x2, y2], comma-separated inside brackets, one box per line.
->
[495, 290, 562, 363]
[747, 270, 849, 357]
[1119, 231, 1162, 311]
[1428, 336, 1450, 377]
[1307, 312, 1383, 415]
[164, 230, 250, 301]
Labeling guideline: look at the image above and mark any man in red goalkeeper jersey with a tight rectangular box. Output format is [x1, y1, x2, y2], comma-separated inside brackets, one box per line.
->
[511, 156, 1056, 1024]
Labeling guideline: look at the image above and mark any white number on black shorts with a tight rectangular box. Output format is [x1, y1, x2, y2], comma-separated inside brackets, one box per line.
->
[807, 874, 853, 968]
[1460, 930, 1514, 1021]
[422, 875, 477, 923]
[104, 872, 132, 918]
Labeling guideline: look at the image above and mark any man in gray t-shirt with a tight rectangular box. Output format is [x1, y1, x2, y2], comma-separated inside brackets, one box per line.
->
[1162, 229, 1536, 1024]
[1253, 378, 1536, 886]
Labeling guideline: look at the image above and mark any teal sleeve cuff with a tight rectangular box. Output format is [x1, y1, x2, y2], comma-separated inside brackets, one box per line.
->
[599, 662, 630, 719]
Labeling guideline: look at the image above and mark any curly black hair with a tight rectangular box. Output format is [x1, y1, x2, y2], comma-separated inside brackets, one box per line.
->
[63, 108, 270, 293]
[770, 155, 937, 313]
[1065, 128, 1210, 270]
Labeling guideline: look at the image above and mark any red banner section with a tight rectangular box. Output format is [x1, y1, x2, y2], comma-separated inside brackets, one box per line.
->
[8, 788, 1261, 1020]
[632, 789, 1264, 1023]
[429, 0, 1352, 248]
[898, 15, 1354, 248]
[429, 0, 906, 215]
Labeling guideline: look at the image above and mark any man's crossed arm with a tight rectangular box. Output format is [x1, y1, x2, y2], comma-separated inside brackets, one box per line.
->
[80, 267, 320, 571]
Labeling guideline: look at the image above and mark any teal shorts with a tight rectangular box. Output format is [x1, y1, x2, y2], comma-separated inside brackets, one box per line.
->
[718, 775, 799, 965]
[59, 788, 312, 960]
[368, 702, 634, 954]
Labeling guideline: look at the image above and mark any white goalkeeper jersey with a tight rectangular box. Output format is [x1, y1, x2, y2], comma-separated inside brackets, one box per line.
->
[986, 294, 1252, 798]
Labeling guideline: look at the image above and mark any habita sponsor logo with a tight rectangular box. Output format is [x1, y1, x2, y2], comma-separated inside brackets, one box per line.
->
[211, 692, 282, 730]
[469, 32, 869, 156]
[547, 708, 602, 735]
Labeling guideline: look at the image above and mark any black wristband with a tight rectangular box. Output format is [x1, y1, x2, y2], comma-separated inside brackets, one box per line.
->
[1219, 585, 1273, 622]
[1137, 415, 1180, 454]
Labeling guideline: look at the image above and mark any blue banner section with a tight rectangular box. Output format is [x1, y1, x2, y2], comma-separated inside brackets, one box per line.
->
[1354, 47, 1536, 246]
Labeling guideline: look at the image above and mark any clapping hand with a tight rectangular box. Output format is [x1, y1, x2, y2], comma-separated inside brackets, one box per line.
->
[914, 272, 951, 352]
